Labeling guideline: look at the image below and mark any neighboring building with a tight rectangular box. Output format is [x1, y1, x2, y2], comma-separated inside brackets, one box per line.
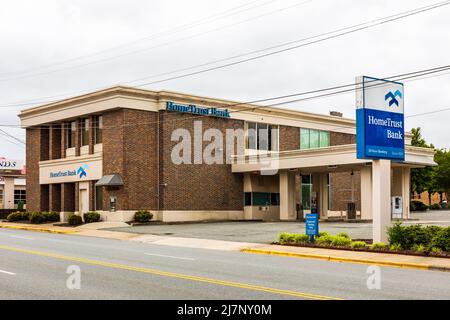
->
[18, 86, 435, 222]
[412, 191, 448, 206]
[0, 158, 26, 210]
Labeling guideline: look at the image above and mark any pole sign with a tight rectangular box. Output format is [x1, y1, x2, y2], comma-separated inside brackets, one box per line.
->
[356, 76, 405, 161]
[305, 213, 319, 241]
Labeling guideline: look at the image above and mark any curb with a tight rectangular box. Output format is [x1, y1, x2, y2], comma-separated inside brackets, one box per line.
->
[0, 224, 76, 235]
[240, 248, 449, 271]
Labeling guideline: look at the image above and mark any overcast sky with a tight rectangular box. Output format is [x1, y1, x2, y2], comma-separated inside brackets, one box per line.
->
[0, 0, 449, 159]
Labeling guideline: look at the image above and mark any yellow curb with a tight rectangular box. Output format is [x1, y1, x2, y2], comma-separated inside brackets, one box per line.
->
[0, 224, 76, 235]
[241, 248, 432, 270]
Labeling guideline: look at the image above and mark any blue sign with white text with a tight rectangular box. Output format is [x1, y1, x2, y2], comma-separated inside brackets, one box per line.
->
[305, 213, 319, 236]
[356, 76, 405, 161]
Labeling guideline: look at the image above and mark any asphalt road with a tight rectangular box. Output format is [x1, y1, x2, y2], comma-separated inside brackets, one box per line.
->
[105, 211, 450, 244]
[0, 228, 449, 300]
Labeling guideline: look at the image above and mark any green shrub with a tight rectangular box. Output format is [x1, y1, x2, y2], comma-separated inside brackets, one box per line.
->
[278, 232, 295, 244]
[17, 201, 25, 211]
[318, 231, 330, 238]
[430, 227, 450, 252]
[6, 211, 24, 222]
[21, 211, 31, 220]
[410, 200, 428, 212]
[83, 212, 101, 223]
[389, 243, 402, 251]
[336, 232, 351, 240]
[430, 203, 442, 210]
[316, 235, 334, 246]
[370, 242, 386, 250]
[412, 244, 426, 252]
[431, 247, 443, 254]
[68, 214, 83, 226]
[29, 212, 46, 224]
[331, 236, 352, 247]
[43, 211, 60, 222]
[134, 210, 152, 223]
[388, 223, 442, 250]
[292, 234, 310, 244]
[351, 241, 367, 249]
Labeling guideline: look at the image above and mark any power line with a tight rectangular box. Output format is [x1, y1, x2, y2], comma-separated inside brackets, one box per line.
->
[0, 0, 277, 78]
[2, 64, 449, 131]
[1, 0, 448, 108]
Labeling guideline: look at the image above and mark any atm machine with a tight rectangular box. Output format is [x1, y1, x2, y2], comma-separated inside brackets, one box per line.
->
[391, 196, 403, 219]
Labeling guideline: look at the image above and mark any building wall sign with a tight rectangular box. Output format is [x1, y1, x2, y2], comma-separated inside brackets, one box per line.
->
[166, 101, 231, 118]
[356, 76, 405, 161]
[40, 157, 102, 184]
[0, 159, 23, 170]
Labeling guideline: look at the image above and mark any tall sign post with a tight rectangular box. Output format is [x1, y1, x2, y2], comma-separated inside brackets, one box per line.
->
[356, 76, 405, 243]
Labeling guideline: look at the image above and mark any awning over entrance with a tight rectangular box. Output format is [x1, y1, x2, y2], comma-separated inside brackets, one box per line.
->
[95, 174, 124, 187]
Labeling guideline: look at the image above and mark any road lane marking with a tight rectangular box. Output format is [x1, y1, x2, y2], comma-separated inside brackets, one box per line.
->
[0, 245, 342, 300]
[0, 269, 16, 276]
[144, 253, 195, 261]
[10, 235, 35, 240]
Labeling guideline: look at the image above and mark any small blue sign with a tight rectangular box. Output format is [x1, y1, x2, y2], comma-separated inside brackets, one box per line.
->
[305, 213, 319, 236]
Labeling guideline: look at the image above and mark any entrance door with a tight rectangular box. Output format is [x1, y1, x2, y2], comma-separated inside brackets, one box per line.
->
[79, 189, 89, 214]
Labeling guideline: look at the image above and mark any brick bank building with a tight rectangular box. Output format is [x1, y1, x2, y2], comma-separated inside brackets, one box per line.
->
[19, 86, 435, 222]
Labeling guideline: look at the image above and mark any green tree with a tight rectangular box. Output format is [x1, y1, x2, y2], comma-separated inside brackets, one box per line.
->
[410, 128, 434, 201]
[434, 149, 450, 201]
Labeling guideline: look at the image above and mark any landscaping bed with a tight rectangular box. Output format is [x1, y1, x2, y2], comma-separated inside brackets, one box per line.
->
[276, 223, 450, 259]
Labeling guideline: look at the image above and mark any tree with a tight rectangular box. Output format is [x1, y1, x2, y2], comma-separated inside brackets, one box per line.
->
[434, 149, 450, 201]
[410, 128, 434, 201]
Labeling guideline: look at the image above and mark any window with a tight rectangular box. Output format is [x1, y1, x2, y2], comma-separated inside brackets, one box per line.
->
[243, 192, 280, 206]
[246, 122, 279, 151]
[95, 185, 103, 210]
[300, 128, 330, 150]
[66, 121, 76, 148]
[0, 189, 3, 207]
[14, 189, 26, 204]
[93, 115, 103, 144]
[80, 118, 89, 146]
[301, 174, 312, 210]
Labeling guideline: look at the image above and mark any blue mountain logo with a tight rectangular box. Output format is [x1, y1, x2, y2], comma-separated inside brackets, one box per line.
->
[77, 164, 89, 178]
[384, 90, 402, 107]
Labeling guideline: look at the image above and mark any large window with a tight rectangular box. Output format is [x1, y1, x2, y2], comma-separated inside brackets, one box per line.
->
[93, 115, 103, 144]
[244, 192, 280, 206]
[300, 128, 330, 150]
[80, 118, 89, 146]
[301, 174, 312, 210]
[247, 122, 279, 151]
[66, 121, 76, 148]
[14, 189, 26, 204]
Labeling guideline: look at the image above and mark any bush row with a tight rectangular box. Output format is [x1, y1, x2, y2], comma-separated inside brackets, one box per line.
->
[6, 211, 60, 224]
[410, 200, 447, 211]
[388, 223, 450, 252]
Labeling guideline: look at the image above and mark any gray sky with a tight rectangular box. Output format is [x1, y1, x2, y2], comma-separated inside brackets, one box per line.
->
[0, 0, 449, 159]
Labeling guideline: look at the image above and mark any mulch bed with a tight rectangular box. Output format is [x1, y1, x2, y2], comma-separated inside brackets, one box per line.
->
[274, 241, 450, 259]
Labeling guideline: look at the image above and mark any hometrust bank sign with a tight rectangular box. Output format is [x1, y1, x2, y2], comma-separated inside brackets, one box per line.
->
[49, 164, 89, 179]
[166, 101, 231, 118]
[39, 157, 102, 184]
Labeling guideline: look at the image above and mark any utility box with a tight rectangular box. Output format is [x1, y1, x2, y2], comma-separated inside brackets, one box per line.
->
[392, 196, 403, 219]
[347, 202, 356, 219]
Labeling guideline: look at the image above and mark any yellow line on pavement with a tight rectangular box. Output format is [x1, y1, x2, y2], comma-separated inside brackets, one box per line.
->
[0, 245, 343, 300]
[241, 248, 431, 270]
[0, 224, 76, 235]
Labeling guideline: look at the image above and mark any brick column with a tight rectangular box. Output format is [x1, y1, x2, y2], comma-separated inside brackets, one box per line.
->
[49, 184, 61, 212]
[49, 124, 62, 160]
[61, 183, 75, 212]
[61, 123, 67, 158]
[74, 182, 79, 213]
[75, 120, 81, 157]
[89, 115, 95, 154]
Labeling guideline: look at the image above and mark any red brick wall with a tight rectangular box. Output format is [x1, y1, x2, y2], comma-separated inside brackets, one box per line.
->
[330, 132, 356, 146]
[159, 111, 244, 211]
[329, 171, 361, 212]
[279, 126, 300, 151]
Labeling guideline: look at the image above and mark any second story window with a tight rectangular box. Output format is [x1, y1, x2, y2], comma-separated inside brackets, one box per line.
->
[246, 122, 279, 151]
[300, 128, 330, 150]
[66, 121, 76, 148]
[80, 118, 89, 146]
[93, 115, 102, 144]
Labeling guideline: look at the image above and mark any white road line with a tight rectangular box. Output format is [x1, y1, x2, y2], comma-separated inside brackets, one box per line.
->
[0, 269, 16, 276]
[9, 235, 35, 240]
[144, 253, 195, 261]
